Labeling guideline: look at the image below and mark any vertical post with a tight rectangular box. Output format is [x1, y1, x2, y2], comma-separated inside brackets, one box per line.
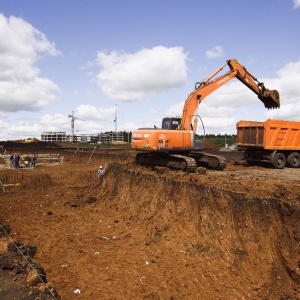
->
[71, 111, 75, 142]
[87, 147, 96, 164]
[115, 104, 118, 141]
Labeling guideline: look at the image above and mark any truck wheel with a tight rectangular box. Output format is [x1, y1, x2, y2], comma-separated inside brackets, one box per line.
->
[272, 153, 286, 169]
[287, 152, 300, 168]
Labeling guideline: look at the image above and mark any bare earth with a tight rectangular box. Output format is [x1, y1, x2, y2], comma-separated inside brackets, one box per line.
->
[0, 143, 299, 300]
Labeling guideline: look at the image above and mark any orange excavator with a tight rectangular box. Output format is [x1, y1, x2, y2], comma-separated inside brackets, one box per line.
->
[131, 58, 280, 171]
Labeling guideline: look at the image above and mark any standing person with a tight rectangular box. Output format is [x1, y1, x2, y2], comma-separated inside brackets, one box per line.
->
[15, 153, 21, 169]
[31, 154, 37, 168]
[13, 153, 20, 169]
[97, 165, 105, 179]
[13, 153, 17, 168]
[10, 155, 14, 168]
[24, 155, 31, 168]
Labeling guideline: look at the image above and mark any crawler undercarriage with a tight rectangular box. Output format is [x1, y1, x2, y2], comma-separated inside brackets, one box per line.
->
[136, 151, 227, 172]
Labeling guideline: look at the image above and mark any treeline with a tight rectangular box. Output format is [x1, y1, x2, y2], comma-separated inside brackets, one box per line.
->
[198, 134, 236, 139]
[197, 134, 237, 148]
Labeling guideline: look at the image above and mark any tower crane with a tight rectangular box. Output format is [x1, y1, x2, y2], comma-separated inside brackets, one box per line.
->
[68, 111, 85, 142]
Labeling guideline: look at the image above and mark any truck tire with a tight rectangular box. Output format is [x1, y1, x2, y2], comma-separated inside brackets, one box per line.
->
[287, 152, 300, 168]
[271, 153, 286, 169]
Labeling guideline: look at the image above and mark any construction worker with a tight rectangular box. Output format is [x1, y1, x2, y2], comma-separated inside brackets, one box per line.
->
[31, 155, 37, 168]
[9, 155, 14, 168]
[97, 165, 105, 179]
[0, 180, 5, 192]
[13, 153, 20, 169]
[24, 155, 31, 168]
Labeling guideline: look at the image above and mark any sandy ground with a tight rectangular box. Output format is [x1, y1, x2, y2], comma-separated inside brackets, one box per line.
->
[0, 145, 300, 300]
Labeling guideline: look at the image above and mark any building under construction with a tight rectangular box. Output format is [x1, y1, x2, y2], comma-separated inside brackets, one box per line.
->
[41, 131, 124, 143]
[41, 131, 67, 142]
[41, 110, 126, 143]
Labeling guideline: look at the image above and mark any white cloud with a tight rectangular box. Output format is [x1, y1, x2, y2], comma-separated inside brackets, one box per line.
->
[274, 60, 300, 103]
[40, 113, 69, 129]
[150, 108, 157, 115]
[95, 46, 188, 101]
[0, 14, 61, 113]
[266, 103, 300, 120]
[205, 46, 224, 59]
[0, 114, 69, 140]
[199, 117, 236, 134]
[0, 78, 59, 111]
[76, 104, 116, 121]
[293, 0, 300, 9]
[12, 124, 40, 138]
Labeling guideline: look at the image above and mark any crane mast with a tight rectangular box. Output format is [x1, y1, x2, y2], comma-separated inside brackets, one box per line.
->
[68, 111, 85, 142]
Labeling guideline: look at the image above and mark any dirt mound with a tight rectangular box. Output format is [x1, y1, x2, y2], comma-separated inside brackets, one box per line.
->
[0, 149, 299, 299]
[203, 139, 220, 149]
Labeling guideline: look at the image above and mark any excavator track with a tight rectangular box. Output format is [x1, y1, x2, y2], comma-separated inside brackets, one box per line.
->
[136, 151, 227, 172]
[190, 151, 227, 170]
[136, 152, 197, 172]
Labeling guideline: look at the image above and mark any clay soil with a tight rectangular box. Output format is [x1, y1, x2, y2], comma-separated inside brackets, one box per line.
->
[0, 142, 300, 300]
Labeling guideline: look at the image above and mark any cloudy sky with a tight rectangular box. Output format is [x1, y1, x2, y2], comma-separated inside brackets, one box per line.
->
[0, 0, 300, 141]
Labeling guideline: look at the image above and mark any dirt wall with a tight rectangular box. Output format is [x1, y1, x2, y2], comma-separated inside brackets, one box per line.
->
[97, 163, 300, 299]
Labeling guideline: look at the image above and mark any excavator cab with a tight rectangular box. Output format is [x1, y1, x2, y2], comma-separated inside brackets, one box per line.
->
[162, 117, 181, 130]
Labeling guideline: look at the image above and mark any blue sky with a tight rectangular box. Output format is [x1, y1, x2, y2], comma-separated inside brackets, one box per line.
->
[0, 0, 300, 140]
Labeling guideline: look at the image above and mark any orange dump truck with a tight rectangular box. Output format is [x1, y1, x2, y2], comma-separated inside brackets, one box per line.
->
[236, 119, 300, 169]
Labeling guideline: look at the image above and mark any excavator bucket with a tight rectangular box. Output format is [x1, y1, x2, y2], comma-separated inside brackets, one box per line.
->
[258, 89, 280, 109]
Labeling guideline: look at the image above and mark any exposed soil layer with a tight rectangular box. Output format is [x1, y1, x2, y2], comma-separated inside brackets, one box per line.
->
[0, 144, 300, 300]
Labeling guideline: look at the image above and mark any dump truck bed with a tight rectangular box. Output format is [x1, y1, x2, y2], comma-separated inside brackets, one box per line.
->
[236, 119, 300, 150]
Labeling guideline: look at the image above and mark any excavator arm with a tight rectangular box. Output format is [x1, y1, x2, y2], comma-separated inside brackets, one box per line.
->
[180, 58, 280, 131]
